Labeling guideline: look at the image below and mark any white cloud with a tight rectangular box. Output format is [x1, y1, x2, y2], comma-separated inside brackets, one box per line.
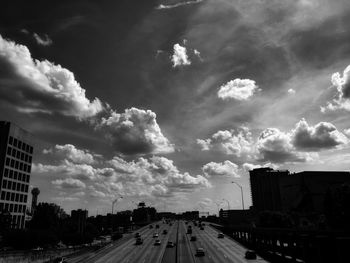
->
[52, 178, 86, 189]
[218, 78, 259, 101]
[242, 162, 278, 172]
[202, 160, 240, 178]
[99, 107, 174, 155]
[322, 65, 350, 112]
[0, 34, 103, 119]
[287, 88, 296, 94]
[197, 127, 253, 157]
[43, 144, 96, 164]
[291, 118, 348, 151]
[156, 0, 203, 10]
[33, 33, 53, 46]
[171, 43, 191, 67]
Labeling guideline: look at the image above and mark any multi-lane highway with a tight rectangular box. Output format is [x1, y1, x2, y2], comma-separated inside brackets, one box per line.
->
[67, 220, 269, 263]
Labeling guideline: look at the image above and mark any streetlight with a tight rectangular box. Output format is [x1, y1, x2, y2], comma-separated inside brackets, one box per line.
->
[222, 198, 230, 210]
[232, 181, 245, 210]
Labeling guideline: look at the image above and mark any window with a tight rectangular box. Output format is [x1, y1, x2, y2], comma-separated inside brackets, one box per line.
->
[24, 155, 28, 162]
[15, 160, 19, 169]
[10, 159, 14, 167]
[14, 171, 18, 180]
[12, 182, 16, 191]
[0, 203, 3, 211]
[13, 138, 17, 147]
[10, 192, 15, 201]
[25, 185, 29, 192]
[18, 141, 22, 150]
[4, 168, 9, 177]
[29, 146, 33, 154]
[9, 204, 13, 212]
[4, 203, 9, 211]
[19, 194, 23, 202]
[9, 136, 13, 145]
[15, 194, 19, 202]
[16, 150, 20, 159]
[28, 165, 31, 173]
[24, 195, 27, 203]
[21, 184, 24, 192]
[19, 162, 23, 171]
[6, 192, 10, 201]
[16, 183, 20, 191]
[27, 174, 30, 182]
[7, 146, 12, 155]
[1, 191, 5, 200]
[14, 204, 18, 213]
[2, 179, 7, 189]
[21, 152, 24, 161]
[28, 156, 32, 163]
[5, 157, 10, 166]
[22, 143, 26, 151]
[9, 170, 13, 179]
[8, 180, 12, 189]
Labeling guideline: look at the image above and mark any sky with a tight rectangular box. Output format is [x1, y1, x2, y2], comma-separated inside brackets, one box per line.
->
[1, 0, 350, 216]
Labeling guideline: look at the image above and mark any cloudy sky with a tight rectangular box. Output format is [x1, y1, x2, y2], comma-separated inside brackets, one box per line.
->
[1, 0, 350, 215]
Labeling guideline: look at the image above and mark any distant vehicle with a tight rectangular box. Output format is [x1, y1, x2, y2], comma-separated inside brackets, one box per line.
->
[200, 227, 204, 230]
[190, 235, 197, 241]
[54, 257, 67, 263]
[218, 233, 225, 238]
[135, 232, 141, 238]
[245, 250, 257, 259]
[195, 248, 205, 257]
[153, 233, 159, 238]
[166, 241, 175, 248]
[135, 237, 143, 245]
[32, 247, 43, 251]
[149, 225, 153, 229]
[155, 224, 160, 229]
[163, 229, 168, 235]
[154, 239, 161, 246]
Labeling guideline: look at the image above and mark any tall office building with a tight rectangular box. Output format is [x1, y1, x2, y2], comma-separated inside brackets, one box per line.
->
[0, 121, 33, 229]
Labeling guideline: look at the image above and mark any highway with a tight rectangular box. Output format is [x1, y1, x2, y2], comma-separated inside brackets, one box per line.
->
[67, 220, 269, 263]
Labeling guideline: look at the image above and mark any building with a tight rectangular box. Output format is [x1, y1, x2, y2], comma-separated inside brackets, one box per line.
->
[250, 168, 350, 213]
[71, 209, 88, 234]
[219, 209, 252, 226]
[31, 187, 40, 214]
[0, 121, 33, 229]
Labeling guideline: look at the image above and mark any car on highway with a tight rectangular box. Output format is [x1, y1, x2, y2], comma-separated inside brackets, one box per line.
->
[153, 233, 159, 238]
[218, 233, 225, 238]
[134, 232, 141, 238]
[245, 250, 257, 259]
[166, 241, 175, 248]
[187, 228, 192, 234]
[190, 235, 197, 241]
[135, 237, 143, 245]
[155, 224, 160, 229]
[154, 239, 161, 246]
[163, 229, 168, 234]
[195, 248, 205, 257]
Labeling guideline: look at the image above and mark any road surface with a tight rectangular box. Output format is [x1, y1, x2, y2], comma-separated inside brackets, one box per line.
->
[67, 220, 269, 263]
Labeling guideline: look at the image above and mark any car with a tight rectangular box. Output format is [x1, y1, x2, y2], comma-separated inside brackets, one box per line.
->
[155, 224, 160, 229]
[166, 241, 175, 248]
[190, 235, 197, 241]
[135, 237, 143, 245]
[153, 233, 159, 238]
[195, 248, 205, 257]
[218, 233, 224, 238]
[149, 225, 153, 229]
[245, 250, 257, 259]
[54, 257, 67, 263]
[135, 232, 141, 238]
[200, 227, 204, 230]
[154, 239, 161, 246]
[163, 229, 168, 235]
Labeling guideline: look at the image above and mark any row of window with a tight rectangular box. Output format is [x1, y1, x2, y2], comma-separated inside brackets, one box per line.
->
[8, 136, 33, 154]
[0, 191, 28, 203]
[5, 157, 31, 173]
[2, 179, 29, 193]
[4, 168, 30, 183]
[7, 146, 32, 164]
[0, 202, 26, 214]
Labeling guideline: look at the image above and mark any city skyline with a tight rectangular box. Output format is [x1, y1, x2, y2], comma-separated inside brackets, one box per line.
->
[1, 0, 350, 215]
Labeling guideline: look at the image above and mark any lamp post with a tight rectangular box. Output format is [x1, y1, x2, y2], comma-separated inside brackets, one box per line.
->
[111, 196, 123, 233]
[222, 198, 230, 210]
[231, 181, 245, 210]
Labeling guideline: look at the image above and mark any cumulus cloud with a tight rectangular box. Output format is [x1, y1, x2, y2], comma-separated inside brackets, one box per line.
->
[202, 160, 240, 178]
[197, 197, 212, 208]
[242, 162, 278, 172]
[218, 78, 259, 101]
[156, 0, 203, 10]
[34, 145, 210, 199]
[291, 118, 348, 151]
[0, 34, 103, 119]
[43, 144, 96, 164]
[322, 65, 350, 112]
[33, 33, 53, 46]
[99, 107, 174, 155]
[52, 178, 86, 189]
[197, 127, 253, 156]
[171, 43, 191, 67]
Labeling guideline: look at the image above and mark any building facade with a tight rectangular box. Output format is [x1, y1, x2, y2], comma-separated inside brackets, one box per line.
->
[0, 121, 33, 229]
[250, 168, 350, 214]
[71, 209, 88, 234]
